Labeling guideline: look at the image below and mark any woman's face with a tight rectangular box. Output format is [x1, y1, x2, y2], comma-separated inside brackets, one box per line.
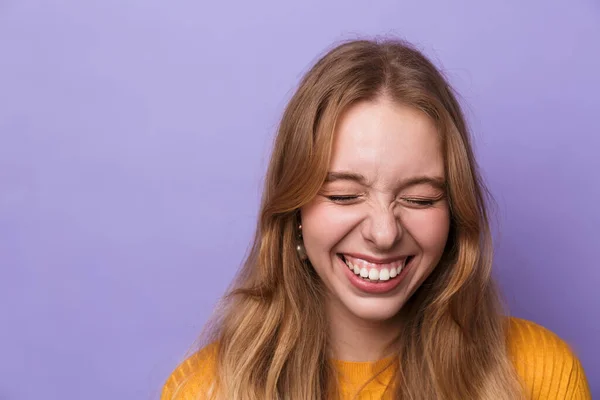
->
[300, 97, 450, 322]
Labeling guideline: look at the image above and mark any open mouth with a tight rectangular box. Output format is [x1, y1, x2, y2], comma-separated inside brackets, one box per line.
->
[337, 254, 414, 283]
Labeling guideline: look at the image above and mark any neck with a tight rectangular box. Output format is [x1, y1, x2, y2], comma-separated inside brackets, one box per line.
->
[326, 297, 402, 362]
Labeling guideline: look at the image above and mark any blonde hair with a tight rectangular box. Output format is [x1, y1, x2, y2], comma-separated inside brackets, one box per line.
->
[199, 38, 524, 399]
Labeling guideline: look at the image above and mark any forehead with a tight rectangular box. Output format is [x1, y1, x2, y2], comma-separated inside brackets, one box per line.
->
[329, 99, 443, 185]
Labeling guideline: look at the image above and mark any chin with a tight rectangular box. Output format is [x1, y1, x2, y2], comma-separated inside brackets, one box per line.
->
[343, 297, 407, 322]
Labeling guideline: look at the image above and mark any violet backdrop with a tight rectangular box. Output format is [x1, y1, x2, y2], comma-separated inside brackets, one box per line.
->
[0, 0, 598, 398]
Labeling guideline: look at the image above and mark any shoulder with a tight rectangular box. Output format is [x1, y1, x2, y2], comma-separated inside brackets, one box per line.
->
[161, 343, 218, 400]
[507, 317, 591, 399]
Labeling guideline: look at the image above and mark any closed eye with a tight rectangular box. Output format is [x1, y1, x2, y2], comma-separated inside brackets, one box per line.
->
[402, 198, 438, 207]
[327, 195, 360, 203]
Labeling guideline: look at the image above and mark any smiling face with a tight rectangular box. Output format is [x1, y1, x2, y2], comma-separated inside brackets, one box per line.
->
[300, 97, 451, 322]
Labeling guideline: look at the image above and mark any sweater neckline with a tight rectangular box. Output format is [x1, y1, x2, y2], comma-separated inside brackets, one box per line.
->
[331, 355, 396, 371]
[330, 356, 398, 392]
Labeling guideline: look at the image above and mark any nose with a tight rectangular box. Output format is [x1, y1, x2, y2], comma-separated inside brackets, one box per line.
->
[361, 206, 403, 251]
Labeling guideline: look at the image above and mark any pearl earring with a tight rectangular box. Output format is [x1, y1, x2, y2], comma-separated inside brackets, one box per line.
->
[296, 224, 308, 261]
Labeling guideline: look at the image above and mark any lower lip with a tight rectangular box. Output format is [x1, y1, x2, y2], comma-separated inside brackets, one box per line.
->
[338, 255, 413, 294]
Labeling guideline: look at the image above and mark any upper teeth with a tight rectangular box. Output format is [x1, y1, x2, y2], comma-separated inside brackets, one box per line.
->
[343, 255, 407, 282]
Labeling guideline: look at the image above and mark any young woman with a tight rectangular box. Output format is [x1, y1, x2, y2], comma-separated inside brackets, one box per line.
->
[161, 39, 590, 399]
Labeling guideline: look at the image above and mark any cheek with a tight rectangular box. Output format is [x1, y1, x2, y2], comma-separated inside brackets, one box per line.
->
[300, 202, 339, 254]
[300, 201, 359, 258]
[403, 207, 450, 253]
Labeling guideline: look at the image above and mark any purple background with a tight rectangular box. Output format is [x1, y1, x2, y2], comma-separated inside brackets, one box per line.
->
[0, 1, 598, 398]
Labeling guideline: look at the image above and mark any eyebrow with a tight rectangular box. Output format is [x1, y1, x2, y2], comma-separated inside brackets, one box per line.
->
[325, 171, 446, 190]
[325, 171, 369, 185]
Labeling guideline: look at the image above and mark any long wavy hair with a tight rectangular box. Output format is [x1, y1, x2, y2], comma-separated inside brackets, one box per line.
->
[199, 38, 524, 399]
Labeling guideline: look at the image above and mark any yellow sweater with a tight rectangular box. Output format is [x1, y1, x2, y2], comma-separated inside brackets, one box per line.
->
[161, 318, 591, 399]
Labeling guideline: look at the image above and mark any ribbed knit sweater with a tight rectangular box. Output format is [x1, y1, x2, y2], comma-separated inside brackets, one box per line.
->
[161, 318, 590, 399]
